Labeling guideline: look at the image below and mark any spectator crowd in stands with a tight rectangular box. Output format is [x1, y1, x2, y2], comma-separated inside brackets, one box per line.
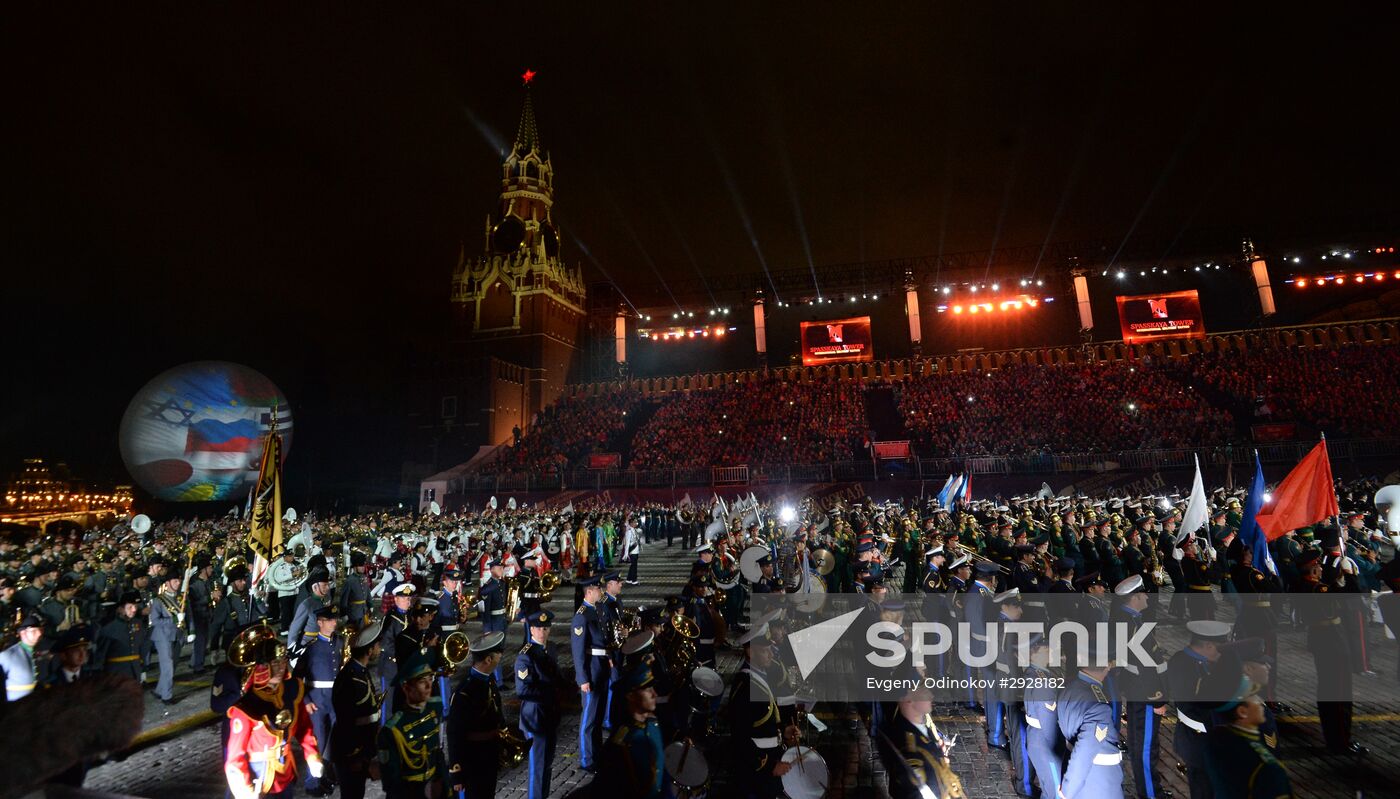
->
[476, 343, 1397, 473]
[481, 389, 642, 475]
[629, 377, 867, 469]
[1177, 345, 1400, 440]
[893, 361, 1235, 457]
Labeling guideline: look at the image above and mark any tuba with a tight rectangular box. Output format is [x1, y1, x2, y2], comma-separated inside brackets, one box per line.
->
[457, 586, 480, 620]
[658, 613, 698, 676]
[503, 577, 524, 623]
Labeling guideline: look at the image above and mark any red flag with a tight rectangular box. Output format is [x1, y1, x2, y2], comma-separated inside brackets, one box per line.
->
[1256, 440, 1339, 541]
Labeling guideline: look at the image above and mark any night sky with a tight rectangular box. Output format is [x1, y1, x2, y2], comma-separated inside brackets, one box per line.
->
[4, 5, 1397, 502]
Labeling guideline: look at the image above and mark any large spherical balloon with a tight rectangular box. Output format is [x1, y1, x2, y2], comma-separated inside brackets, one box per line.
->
[119, 362, 293, 502]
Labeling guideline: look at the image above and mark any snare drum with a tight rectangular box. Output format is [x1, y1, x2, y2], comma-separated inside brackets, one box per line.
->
[664, 740, 710, 799]
[689, 665, 724, 698]
[779, 745, 829, 799]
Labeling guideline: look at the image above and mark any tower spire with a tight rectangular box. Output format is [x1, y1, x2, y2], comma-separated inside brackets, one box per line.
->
[514, 71, 541, 155]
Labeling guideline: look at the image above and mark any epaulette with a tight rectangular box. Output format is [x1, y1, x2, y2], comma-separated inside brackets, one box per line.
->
[1090, 684, 1108, 703]
[519, 642, 532, 654]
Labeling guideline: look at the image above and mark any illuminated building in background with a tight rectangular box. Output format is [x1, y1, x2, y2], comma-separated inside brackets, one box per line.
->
[2, 458, 133, 515]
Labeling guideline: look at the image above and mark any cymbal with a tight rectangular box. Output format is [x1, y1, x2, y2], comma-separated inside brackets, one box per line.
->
[811, 548, 836, 576]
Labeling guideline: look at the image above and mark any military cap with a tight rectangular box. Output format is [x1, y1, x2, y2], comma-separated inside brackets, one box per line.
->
[391, 583, 417, 596]
[1114, 575, 1145, 595]
[441, 565, 460, 581]
[226, 564, 250, 582]
[350, 551, 368, 567]
[1186, 620, 1232, 644]
[17, 612, 45, 630]
[949, 555, 971, 570]
[578, 573, 601, 587]
[619, 663, 655, 692]
[882, 597, 908, 611]
[1014, 544, 1035, 555]
[314, 605, 339, 620]
[974, 561, 1000, 576]
[55, 627, 92, 651]
[118, 590, 142, 606]
[307, 568, 330, 585]
[855, 541, 875, 554]
[639, 607, 665, 626]
[526, 609, 554, 628]
[1055, 557, 1076, 572]
[55, 574, 80, 591]
[470, 631, 506, 656]
[992, 589, 1020, 604]
[393, 651, 434, 685]
[603, 572, 623, 584]
[353, 619, 385, 649]
[694, 542, 714, 554]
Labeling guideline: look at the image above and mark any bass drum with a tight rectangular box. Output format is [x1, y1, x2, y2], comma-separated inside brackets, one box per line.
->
[664, 740, 710, 799]
[739, 545, 770, 583]
[780, 746, 829, 799]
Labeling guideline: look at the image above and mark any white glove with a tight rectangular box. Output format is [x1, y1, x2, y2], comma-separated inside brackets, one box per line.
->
[1172, 548, 1184, 561]
[307, 760, 324, 779]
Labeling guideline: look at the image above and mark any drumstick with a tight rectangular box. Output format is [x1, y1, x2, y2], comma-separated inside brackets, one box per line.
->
[677, 739, 693, 774]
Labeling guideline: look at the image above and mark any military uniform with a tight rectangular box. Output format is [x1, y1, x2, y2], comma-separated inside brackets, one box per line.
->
[1022, 660, 1066, 799]
[1169, 642, 1219, 799]
[1204, 724, 1292, 798]
[725, 659, 789, 798]
[515, 611, 563, 799]
[572, 593, 611, 769]
[225, 677, 323, 799]
[0, 636, 40, 701]
[294, 625, 341, 793]
[446, 665, 505, 798]
[1057, 671, 1123, 798]
[1115, 601, 1169, 799]
[598, 714, 666, 799]
[379, 689, 446, 799]
[331, 654, 385, 799]
[94, 613, 145, 682]
[343, 569, 371, 628]
[211, 589, 265, 654]
[876, 711, 965, 799]
[150, 587, 182, 702]
[285, 592, 326, 654]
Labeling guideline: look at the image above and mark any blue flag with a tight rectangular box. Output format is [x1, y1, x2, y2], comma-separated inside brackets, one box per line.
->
[1238, 452, 1276, 575]
[937, 474, 963, 509]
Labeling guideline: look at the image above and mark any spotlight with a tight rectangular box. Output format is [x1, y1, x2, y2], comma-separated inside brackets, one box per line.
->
[672, 313, 679, 319]
[1194, 266, 1200, 272]
[991, 283, 999, 291]
[942, 287, 951, 295]
[1315, 278, 1325, 286]
[779, 506, 796, 523]
[1036, 280, 1043, 286]
[871, 294, 878, 300]
[1020, 279, 1028, 286]
[971, 286, 979, 293]
[708, 310, 715, 316]
[1127, 402, 1137, 411]
[969, 305, 979, 314]
[1344, 252, 1352, 259]
[1295, 279, 1307, 288]
[1263, 492, 1273, 504]
[1292, 257, 1301, 263]
[953, 305, 963, 314]
[967, 396, 975, 403]
[1117, 271, 1126, 279]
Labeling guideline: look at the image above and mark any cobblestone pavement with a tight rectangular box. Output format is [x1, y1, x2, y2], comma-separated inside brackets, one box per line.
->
[83, 545, 1400, 798]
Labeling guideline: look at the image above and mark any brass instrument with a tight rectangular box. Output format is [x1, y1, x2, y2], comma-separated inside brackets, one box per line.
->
[458, 586, 480, 620]
[228, 622, 285, 669]
[441, 630, 471, 670]
[290, 563, 307, 584]
[503, 577, 523, 623]
[967, 550, 1011, 575]
[658, 613, 699, 676]
[58, 600, 82, 632]
[340, 622, 358, 663]
[609, 608, 642, 650]
[498, 727, 528, 769]
[539, 571, 560, 602]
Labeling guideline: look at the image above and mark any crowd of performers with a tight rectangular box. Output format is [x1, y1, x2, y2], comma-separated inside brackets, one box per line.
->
[2, 477, 1399, 798]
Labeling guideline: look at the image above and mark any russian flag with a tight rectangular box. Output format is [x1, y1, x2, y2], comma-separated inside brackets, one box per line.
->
[186, 418, 262, 453]
[961, 473, 972, 504]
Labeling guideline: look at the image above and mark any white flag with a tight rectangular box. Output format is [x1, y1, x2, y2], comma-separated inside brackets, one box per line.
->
[1179, 454, 1209, 541]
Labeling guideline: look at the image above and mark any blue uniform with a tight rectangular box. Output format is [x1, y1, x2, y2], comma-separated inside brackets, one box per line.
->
[515, 641, 563, 799]
[596, 716, 666, 799]
[601, 593, 623, 729]
[1168, 646, 1215, 799]
[294, 633, 339, 791]
[1057, 671, 1123, 799]
[964, 580, 994, 711]
[432, 587, 460, 632]
[285, 595, 325, 653]
[446, 668, 504, 799]
[1023, 663, 1067, 799]
[683, 596, 718, 666]
[571, 600, 611, 769]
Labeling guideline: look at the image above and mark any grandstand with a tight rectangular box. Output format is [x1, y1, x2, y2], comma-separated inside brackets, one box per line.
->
[461, 318, 1400, 491]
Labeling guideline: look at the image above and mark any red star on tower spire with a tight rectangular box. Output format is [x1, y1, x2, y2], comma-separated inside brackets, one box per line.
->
[521, 69, 536, 86]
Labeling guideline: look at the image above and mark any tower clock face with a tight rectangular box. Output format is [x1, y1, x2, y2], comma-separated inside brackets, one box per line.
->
[541, 224, 559, 258]
[492, 216, 525, 253]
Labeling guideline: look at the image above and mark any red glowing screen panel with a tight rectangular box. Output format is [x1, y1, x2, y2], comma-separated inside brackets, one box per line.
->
[800, 316, 874, 366]
[1115, 290, 1206, 344]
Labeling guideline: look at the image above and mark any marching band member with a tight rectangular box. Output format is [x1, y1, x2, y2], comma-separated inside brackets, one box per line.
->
[294, 605, 341, 796]
[447, 632, 508, 799]
[516, 610, 564, 799]
[380, 651, 446, 798]
[223, 631, 324, 799]
[572, 574, 611, 771]
[595, 663, 667, 799]
[330, 620, 385, 799]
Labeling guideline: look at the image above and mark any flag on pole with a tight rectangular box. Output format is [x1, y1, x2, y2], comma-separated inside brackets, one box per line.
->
[246, 425, 285, 589]
[1179, 454, 1209, 541]
[936, 474, 956, 503]
[1238, 452, 1277, 575]
[961, 473, 972, 505]
[1256, 439, 1339, 541]
[937, 474, 964, 508]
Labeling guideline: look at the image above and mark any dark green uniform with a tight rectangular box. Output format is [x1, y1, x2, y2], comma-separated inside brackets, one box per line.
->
[1205, 725, 1292, 798]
